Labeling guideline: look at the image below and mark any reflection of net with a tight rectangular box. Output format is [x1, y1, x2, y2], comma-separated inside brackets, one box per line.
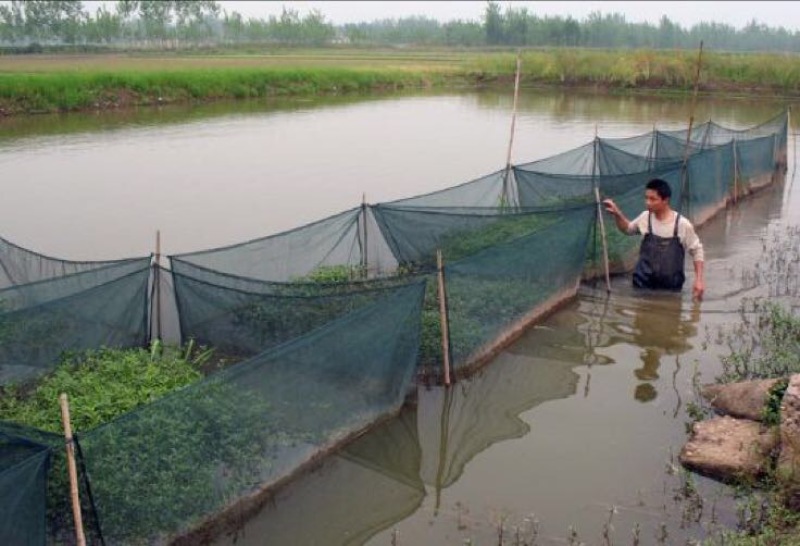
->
[1, 111, 787, 545]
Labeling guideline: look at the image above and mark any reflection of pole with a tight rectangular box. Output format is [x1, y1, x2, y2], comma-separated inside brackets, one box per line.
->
[680, 41, 704, 216]
[60, 393, 86, 546]
[594, 187, 612, 293]
[434, 385, 453, 515]
[436, 249, 452, 386]
[791, 107, 798, 195]
[733, 140, 740, 203]
[502, 51, 522, 209]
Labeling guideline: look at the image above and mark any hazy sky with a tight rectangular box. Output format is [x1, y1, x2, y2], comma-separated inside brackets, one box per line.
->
[210, 1, 800, 31]
[74, 1, 800, 31]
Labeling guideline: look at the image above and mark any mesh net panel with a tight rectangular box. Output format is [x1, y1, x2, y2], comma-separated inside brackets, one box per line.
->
[0, 236, 145, 290]
[738, 134, 779, 185]
[444, 205, 596, 369]
[684, 142, 736, 221]
[77, 280, 425, 544]
[384, 169, 508, 208]
[514, 171, 595, 207]
[0, 261, 152, 385]
[599, 132, 656, 159]
[515, 141, 596, 175]
[171, 258, 426, 359]
[0, 433, 51, 546]
[172, 208, 364, 282]
[372, 204, 589, 270]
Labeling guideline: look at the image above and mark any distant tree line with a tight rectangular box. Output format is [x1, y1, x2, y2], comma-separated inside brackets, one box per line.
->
[1, 0, 799, 53]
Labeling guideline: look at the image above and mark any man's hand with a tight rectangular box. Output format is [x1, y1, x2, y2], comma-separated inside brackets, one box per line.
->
[603, 198, 631, 234]
[693, 278, 705, 301]
[602, 198, 620, 216]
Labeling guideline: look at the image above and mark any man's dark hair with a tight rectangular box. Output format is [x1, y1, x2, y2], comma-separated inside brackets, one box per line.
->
[645, 178, 672, 200]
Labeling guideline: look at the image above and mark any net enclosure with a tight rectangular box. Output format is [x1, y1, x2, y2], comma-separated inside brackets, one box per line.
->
[0, 110, 789, 545]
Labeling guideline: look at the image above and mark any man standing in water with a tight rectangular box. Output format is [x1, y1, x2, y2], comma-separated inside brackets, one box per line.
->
[602, 178, 705, 301]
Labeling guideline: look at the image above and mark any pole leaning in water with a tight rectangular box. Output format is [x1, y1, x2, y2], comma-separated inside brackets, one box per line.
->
[60, 393, 86, 546]
[502, 50, 522, 208]
[680, 41, 704, 214]
[591, 125, 611, 293]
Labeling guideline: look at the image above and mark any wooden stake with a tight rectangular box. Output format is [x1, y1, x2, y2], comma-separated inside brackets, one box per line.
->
[361, 194, 368, 278]
[436, 249, 452, 386]
[155, 230, 162, 341]
[60, 393, 86, 546]
[594, 187, 612, 293]
[502, 51, 522, 207]
[680, 41, 704, 214]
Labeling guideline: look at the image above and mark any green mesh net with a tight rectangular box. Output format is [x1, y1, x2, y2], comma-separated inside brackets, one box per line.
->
[171, 258, 426, 359]
[444, 205, 596, 369]
[0, 433, 51, 546]
[0, 258, 152, 385]
[0, 111, 789, 544]
[76, 280, 425, 544]
[0, 236, 143, 290]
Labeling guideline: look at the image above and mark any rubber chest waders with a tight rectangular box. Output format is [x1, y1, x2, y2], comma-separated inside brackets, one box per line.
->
[632, 213, 686, 291]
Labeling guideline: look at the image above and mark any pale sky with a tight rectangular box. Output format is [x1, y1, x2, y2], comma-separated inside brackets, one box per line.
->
[74, 1, 800, 32]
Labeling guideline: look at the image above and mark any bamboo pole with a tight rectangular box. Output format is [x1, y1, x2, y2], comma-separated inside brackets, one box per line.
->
[680, 41, 704, 214]
[361, 193, 368, 278]
[154, 230, 162, 341]
[594, 187, 612, 293]
[590, 127, 611, 292]
[60, 393, 86, 546]
[436, 249, 452, 386]
[502, 50, 522, 208]
[648, 122, 657, 170]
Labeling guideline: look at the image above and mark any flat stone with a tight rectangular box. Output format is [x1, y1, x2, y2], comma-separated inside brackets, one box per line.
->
[778, 374, 800, 485]
[701, 379, 781, 421]
[680, 415, 778, 483]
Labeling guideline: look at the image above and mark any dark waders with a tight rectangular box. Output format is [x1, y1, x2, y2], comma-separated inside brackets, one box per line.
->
[632, 213, 686, 291]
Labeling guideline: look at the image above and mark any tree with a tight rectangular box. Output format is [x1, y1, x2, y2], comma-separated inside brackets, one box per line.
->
[484, 1, 503, 45]
[300, 9, 335, 46]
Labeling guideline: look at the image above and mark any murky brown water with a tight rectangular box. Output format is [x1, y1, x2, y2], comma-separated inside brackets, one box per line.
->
[1, 89, 798, 545]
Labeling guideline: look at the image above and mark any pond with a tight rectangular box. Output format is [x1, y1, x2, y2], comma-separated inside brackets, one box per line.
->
[0, 88, 797, 545]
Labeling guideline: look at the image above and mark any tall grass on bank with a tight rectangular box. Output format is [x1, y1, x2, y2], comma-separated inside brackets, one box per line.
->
[465, 49, 800, 92]
[0, 48, 798, 115]
[0, 66, 437, 114]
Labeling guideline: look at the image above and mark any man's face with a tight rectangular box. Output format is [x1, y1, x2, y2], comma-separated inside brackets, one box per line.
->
[644, 189, 668, 213]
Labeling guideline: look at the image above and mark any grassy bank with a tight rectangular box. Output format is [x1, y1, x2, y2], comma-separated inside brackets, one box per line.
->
[0, 47, 799, 115]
